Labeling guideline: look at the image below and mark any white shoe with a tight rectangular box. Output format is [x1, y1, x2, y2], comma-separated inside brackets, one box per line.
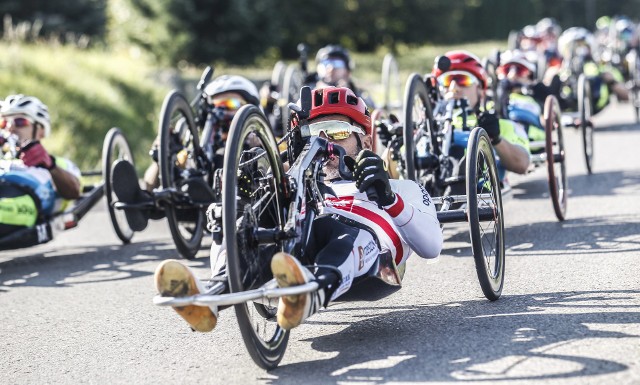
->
[270, 252, 323, 330]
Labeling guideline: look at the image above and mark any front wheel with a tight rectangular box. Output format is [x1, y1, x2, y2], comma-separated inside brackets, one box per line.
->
[403, 73, 435, 182]
[466, 127, 505, 301]
[102, 127, 135, 244]
[544, 95, 568, 221]
[158, 90, 206, 259]
[578, 74, 594, 174]
[223, 105, 289, 370]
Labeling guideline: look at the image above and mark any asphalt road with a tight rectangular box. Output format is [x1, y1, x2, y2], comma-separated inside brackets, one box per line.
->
[1, 101, 639, 385]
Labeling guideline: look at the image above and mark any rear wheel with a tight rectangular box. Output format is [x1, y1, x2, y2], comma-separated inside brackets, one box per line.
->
[466, 128, 505, 301]
[158, 90, 206, 259]
[382, 53, 402, 113]
[402, 73, 435, 182]
[270, 61, 287, 92]
[544, 95, 568, 221]
[280, 64, 303, 131]
[223, 105, 289, 370]
[629, 49, 640, 123]
[578, 74, 594, 174]
[103, 127, 135, 244]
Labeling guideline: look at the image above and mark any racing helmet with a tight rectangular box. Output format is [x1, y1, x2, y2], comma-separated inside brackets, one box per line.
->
[558, 27, 595, 59]
[536, 17, 562, 38]
[203, 75, 260, 107]
[308, 87, 371, 135]
[432, 50, 488, 89]
[615, 18, 636, 44]
[498, 50, 537, 77]
[315, 45, 353, 71]
[0, 94, 51, 137]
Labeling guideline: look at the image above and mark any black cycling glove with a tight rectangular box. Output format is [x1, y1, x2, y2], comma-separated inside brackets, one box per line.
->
[376, 120, 393, 147]
[353, 149, 395, 207]
[477, 111, 502, 145]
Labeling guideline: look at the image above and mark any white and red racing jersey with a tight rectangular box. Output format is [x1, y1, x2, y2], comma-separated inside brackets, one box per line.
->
[322, 179, 442, 266]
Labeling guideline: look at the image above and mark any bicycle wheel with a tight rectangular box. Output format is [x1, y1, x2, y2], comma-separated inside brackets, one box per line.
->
[466, 127, 505, 301]
[382, 53, 401, 113]
[544, 95, 568, 221]
[102, 127, 135, 244]
[577, 74, 594, 174]
[223, 105, 289, 370]
[270, 61, 287, 92]
[370, 108, 388, 155]
[629, 49, 640, 123]
[158, 90, 206, 259]
[402, 73, 435, 182]
[280, 64, 303, 131]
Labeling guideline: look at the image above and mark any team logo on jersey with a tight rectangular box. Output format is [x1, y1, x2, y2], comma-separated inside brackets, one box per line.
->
[417, 184, 431, 206]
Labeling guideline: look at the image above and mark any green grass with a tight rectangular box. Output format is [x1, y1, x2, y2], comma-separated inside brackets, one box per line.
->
[0, 40, 506, 173]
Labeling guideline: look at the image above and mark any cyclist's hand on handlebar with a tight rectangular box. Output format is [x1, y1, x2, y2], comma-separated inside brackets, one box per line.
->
[19, 141, 56, 169]
[477, 111, 502, 145]
[354, 149, 395, 207]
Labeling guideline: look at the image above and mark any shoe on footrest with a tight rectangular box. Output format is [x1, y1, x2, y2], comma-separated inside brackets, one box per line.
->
[270, 252, 322, 330]
[155, 259, 217, 332]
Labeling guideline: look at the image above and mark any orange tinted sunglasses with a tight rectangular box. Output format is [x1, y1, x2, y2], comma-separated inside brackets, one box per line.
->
[436, 71, 478, 88]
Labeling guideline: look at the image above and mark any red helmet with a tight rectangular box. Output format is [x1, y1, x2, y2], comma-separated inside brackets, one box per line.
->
[432, 50, 488, 89]
[308, 87, 371, 134]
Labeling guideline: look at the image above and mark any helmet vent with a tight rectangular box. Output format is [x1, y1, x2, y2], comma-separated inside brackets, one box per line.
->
[346, 95, 358, 105]
[314, 89, 323, 107]
[328, 91, 339, 104]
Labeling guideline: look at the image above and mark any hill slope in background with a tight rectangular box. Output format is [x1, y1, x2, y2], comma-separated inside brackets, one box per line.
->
[0, 41, 504, 172]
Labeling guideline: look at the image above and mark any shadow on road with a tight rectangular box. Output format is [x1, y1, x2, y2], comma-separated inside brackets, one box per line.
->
[0, 240, 210, 292]
[510, 170, 640, 200]
[265, 289, 639, 384]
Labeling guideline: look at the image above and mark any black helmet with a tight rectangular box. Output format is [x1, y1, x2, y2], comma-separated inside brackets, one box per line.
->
[315, 45, 353, 71]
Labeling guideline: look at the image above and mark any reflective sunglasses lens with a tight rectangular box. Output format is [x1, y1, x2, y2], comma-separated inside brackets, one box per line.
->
[213, 98, 244, 109]
[438, 73, 475, 87]
[320, 59, 346, 69]
[14, 117, 30, 127]
[325, 128, 351, 140]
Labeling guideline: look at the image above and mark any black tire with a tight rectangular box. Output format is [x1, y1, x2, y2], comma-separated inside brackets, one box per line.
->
[158, 90, 205, 259]
[466, 127, 505, 301]
[544, 95, 568, 221]
[223, 105, 289, 370]
[578, 74, 594, 174]
[482, 57, 498, 109]
[280, 64, 303, 131]
[382, 53, 401, 113]
[402, 73, 435, 182]
[102, 127, 135, 244]
[629, 49, 640, 124]
[270, 61, 287, 92]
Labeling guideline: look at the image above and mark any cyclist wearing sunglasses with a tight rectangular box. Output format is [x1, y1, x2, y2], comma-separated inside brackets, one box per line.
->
[496, 50, 562, 144]
[0, 94, 81, 238]
[154, 87, 442, 332]
[558, 27, 629, 111]
[143, 75, 260, 191]
[433, 50, 531, 177]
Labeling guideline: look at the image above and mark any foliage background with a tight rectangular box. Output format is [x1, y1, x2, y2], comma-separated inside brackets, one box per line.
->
[1, 0, 640, 170]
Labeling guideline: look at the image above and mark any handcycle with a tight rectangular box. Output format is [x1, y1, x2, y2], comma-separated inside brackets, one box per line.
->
[1, 127, 134, 250]
[107, 66, 224, 259]
[389, 53, 566, 220]
[154, 85, 505, 369]
[492, 77, 569, 221]
[555, 47, 595, 174]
